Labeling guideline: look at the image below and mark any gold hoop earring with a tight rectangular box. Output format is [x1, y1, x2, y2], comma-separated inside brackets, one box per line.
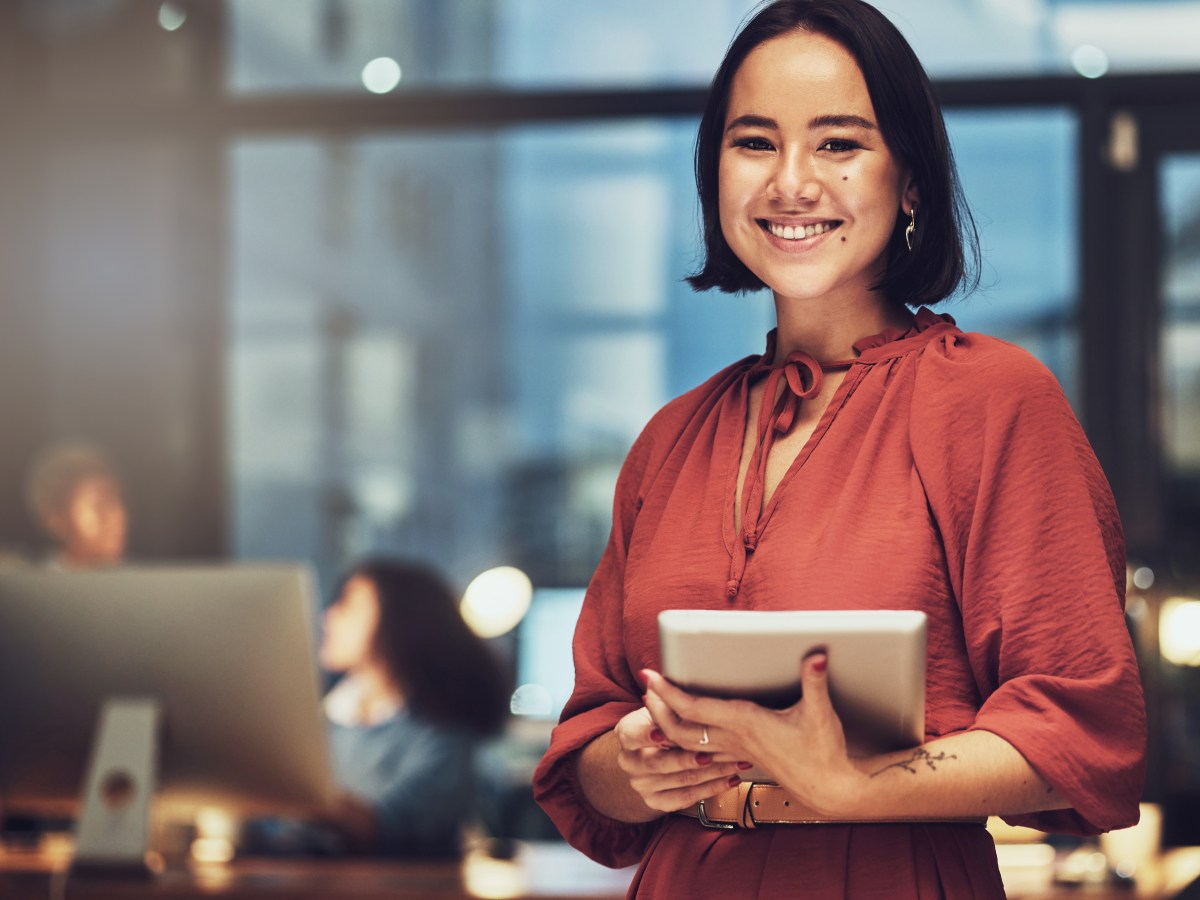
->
[905, 207, 917, 252]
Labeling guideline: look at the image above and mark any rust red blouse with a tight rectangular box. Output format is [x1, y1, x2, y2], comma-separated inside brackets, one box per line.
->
[533, 310, 1146, 897]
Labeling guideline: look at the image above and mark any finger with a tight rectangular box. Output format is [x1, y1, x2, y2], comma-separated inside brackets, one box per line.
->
[644, 687, 710, 749]
[642, 772, 745, 814]
[618, 746, 725, 778]
[648, 726, 678, 750]
[644, 670, 734, 728]
[629, 755, 742, 795]
[798, 650, 832, 715]
[614, 706, 664, 752]
[642, 670, 701, 716]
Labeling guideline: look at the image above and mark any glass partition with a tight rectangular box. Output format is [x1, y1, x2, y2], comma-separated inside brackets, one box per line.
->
[225, 0, 1200, 94]
[1161, 155, 1200, 478]
[229, 108, 1082, 593]
[944, 107, 1080, 407]
[227, 121, 773, 593]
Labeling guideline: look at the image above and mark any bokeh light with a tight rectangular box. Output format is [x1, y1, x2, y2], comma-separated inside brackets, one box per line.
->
[361, 57, 402, 94]
[461, 566, 533, 638]
[1160, 597, 1200, 667]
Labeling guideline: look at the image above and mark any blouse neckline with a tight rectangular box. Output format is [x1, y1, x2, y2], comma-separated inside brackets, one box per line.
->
[753, 306, 958, 373]
[722, 307, 960, 601]
[324, 673, 405, 728]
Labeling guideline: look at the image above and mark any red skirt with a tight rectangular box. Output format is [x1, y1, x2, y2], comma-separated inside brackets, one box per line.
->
[626, 817, 1006, 899]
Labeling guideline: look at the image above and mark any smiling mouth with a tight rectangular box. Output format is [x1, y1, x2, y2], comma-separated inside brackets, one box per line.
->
[759, 220, 839, 242]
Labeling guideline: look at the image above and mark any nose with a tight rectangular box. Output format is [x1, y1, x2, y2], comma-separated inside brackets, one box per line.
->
[768, 149, 821, 204]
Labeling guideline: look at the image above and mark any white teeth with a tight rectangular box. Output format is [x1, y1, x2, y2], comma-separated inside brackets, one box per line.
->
[768, 221, 832, 241]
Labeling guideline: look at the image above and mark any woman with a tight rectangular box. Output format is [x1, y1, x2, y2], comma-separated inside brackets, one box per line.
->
[532, 1, 1145, 896]
[24, 441, 128, 569]
[250, 558, 511, 858]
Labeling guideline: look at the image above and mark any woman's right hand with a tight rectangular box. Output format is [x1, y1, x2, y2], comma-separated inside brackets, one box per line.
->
[612, 705, 748, 814]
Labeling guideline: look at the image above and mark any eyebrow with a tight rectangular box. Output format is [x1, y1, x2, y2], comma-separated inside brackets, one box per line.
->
[724, 113, 878, 133]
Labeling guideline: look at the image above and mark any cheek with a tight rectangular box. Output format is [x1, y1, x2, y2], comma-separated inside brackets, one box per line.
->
[717, 158, 756, 212]
[321, 617, 359, 668]
[337, 606, 378, 662]
[351, 618, 376, 658]
[717, 163, 757, 249]
[72, 504, 103, 537]
[101, 503, 127, 536]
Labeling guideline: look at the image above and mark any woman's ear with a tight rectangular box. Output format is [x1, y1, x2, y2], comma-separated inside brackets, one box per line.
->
[902, 177, 920, 216]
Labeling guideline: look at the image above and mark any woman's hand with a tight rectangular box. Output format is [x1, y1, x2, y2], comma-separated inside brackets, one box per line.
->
[641, 652, 867, 818]
[314, 792, 380, 852]
[610, 704, 750, 815]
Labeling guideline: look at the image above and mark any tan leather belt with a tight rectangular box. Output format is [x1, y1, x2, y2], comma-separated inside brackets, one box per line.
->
[678, 783, 988, 830]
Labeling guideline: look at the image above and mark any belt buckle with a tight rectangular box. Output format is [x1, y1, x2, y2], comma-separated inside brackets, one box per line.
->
[696, 800, 735, 830]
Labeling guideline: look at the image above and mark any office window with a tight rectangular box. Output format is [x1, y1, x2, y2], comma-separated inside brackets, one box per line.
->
[230, 109, 1083, 599]
[225, 0, 755, 93]
[228, 121, 773, 594]
[225, 0, 1200, 95]
[1162, 155, 1200, 477]
[944, 108, 1080, 407]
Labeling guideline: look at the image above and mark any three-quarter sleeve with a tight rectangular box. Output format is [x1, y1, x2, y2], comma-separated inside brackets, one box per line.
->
[532, 427, 663, 868]
[912, 334, 1146, 834]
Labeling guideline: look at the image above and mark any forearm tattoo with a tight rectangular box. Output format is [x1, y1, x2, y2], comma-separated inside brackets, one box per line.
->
[870, 748, 958, 778]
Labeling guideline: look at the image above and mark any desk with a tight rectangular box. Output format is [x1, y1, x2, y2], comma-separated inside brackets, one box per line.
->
[999, 845, 1200, 900]
[0, 841, 635, 900]
[3, 840, 1199, 899]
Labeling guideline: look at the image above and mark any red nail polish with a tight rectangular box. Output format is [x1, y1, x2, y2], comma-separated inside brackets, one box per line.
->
[695, 752, 713, 765]
[737, 761, 753, 770]
[727, 774, 742, 787]
[650, 728, 666, 743]
[811, 655, 828, 673]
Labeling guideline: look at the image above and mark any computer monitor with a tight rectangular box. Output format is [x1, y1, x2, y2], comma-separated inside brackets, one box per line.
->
[513, 587, 587, 721]
[0, 564, 335, 826]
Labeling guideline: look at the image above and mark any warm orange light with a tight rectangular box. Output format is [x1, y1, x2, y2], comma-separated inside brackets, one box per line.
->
[1160, 597, 1200, 667]
[463, 848, 525, 898]
[190, 837, 235, 864]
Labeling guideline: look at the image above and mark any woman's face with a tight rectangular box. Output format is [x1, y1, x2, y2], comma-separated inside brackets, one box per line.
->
[717, 29, 917, 307]
[58, 475, 127, 565]
[319, 574, 382, 674]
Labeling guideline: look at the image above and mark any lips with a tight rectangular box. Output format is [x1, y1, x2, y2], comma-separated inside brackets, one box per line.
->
[759, 220, 839, 242]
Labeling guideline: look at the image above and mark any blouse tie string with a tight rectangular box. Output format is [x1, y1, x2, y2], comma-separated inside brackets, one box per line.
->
[725, 350, 856, 601]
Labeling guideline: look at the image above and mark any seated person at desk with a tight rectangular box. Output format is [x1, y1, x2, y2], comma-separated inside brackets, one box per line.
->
[24, 441, 128, 569]
[245, 558, 512, 859]
[2, 443, 128, 842]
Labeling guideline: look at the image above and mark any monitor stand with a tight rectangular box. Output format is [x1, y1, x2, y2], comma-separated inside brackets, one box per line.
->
[70, 696, 161, 878]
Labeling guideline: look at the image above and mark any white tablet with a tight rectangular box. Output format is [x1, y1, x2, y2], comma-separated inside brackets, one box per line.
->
[658, 609, 926, 770]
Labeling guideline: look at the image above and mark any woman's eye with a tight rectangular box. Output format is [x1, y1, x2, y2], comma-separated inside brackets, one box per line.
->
[732, 136, 774, 152]
[819, 139, 860, 153]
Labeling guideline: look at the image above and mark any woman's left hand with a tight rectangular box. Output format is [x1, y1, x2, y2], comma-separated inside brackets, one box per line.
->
[640, 653, 867, 818]
[314, 793, 380, 852]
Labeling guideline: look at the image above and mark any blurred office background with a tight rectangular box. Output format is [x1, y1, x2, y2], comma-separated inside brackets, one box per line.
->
[0, 0, 1198, 848]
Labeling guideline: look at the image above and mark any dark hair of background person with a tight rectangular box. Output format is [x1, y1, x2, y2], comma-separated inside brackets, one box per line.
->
[687, 0, 980, 304]
[340, 558, 512, 738]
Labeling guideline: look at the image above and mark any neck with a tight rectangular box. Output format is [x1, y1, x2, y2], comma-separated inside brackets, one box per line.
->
[59, 547, 119, 568]
[348, 663, 403, 715]
[771, 291, 912, 364]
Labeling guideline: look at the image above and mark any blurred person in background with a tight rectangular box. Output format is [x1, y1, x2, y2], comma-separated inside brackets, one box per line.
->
[24, 441, 128, 569]
[244, 557, 512, 859]
[1, 441, 129, 843]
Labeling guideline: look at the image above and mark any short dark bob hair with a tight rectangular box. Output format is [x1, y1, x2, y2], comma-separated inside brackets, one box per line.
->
[687, 0, 979, 304]
[336, 557, 512, 737]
